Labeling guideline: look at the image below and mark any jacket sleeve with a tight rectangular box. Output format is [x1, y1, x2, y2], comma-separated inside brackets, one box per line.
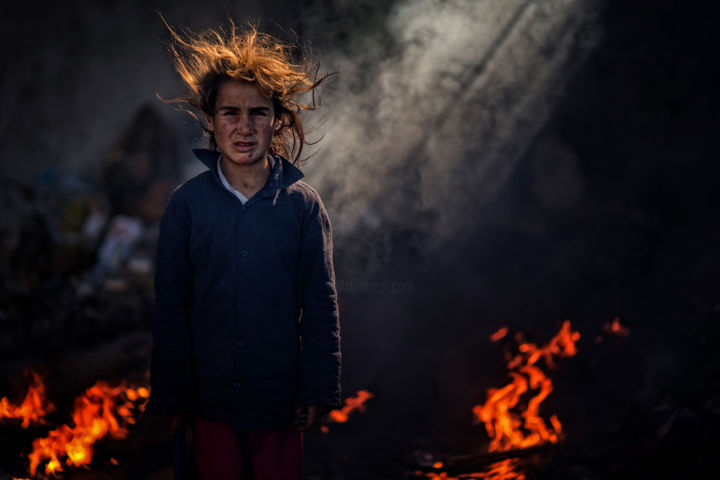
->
[297, 192, 342, 407]
[145, 191, 195, 415]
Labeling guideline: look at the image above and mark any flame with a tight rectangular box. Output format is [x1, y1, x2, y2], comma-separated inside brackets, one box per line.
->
[422, 458, 525, 479]
[603, 317, 629, 337]
[27, 381, 149, 476]
[321, 389, 374, 433]
[472, 321, 580, 452]
[489, 327, 508, 343]
[329, 390, 374, 423]
[0, 372, 55, 428]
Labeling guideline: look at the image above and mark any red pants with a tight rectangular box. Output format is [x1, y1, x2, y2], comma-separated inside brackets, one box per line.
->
[193, 417, 304, 480]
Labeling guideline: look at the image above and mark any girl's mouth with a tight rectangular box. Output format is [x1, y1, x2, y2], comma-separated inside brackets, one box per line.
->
[234, 141, 255, 151]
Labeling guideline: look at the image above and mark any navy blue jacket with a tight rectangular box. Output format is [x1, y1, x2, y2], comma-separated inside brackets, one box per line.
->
[146, 149, 341, 429]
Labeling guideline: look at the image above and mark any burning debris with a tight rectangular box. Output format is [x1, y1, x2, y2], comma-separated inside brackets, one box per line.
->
[5, 378, 372, 477]
[28, 382, 149, 476]
[409, 317, 644, 480]
[595, 317, 630, 343]
[411, 322, 585, 479]
[421, 458, 526, 480]
[0, 373, 54, 429]
[489, 328, 508, 343]
[472, 321, 580, 453]
[0, 372, 149, 477]
[602, 317, 629, 337]
[320, 389, 374, 434]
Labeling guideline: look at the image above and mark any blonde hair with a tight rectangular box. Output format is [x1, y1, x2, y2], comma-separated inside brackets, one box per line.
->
[162, 18, 329, 164]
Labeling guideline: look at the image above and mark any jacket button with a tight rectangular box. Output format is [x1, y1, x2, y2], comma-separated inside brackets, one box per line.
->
[233, 382, 241, 389]
[237, 340, 245, 347]
[239, 295, 247, 303]
[241, 250, 248, 257]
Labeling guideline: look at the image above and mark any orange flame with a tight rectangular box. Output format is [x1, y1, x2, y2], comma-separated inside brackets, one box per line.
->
[422, 458, 526, 479]
[603, 317, 629, 337]
[329, 390, 374, 423]
[472, 321, 579, 452]
[0, 372, 55, 428]
[27, 382, 149, 476]
[489, 327, 508, 343]
[321, 389, 374, 433]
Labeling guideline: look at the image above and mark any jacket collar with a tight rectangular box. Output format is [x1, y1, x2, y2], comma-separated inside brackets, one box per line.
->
[192, 148, 305, 198]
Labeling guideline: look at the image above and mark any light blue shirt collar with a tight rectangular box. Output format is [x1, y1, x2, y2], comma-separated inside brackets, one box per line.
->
[218, 155, 277, 204]
[217, 156, 247, 204]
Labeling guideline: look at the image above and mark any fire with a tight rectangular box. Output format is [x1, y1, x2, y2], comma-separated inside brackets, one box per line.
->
[27, 382, 149, 476]
[489, 327, 508, 343]
[422, 458, 526, 479]
[424, 323, 577, 478]
[0, 372, 55, 428]
[603, 317, 629, 337]
[320, 389, 374, 433]
[472, 321, 580, 452]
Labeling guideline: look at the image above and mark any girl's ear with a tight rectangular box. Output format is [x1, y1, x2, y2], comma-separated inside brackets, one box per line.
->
[205, 113, 215, 131]
[273, 115, 283, 134]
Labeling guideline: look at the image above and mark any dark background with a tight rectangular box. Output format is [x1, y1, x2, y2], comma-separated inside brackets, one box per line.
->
[1, 0, 718, 478]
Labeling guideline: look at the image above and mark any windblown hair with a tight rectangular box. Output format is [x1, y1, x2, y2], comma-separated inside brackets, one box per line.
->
[162, 18, 328, 165]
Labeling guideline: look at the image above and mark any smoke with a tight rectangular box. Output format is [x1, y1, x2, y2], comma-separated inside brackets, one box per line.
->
[0, 0, 602, 273]
[301, 0, 603, 268]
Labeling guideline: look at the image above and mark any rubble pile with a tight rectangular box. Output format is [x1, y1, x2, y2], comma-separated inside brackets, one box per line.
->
[0, 105, 180, 364]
